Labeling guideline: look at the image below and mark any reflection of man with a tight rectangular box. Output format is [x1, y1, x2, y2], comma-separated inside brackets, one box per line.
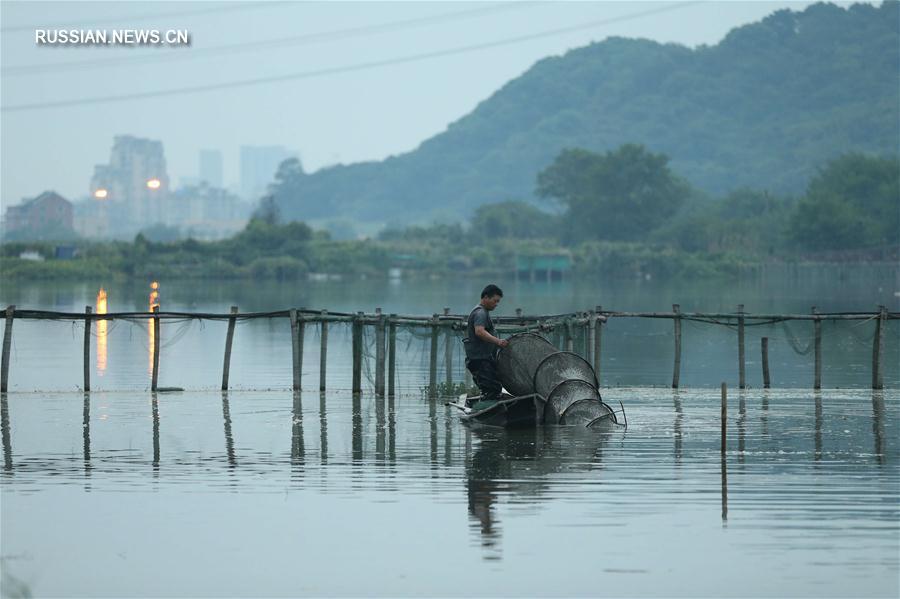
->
[464, 284, 509, 409]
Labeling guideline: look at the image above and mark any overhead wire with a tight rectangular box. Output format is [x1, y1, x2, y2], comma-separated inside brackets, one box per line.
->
[2, 1, 701, 113]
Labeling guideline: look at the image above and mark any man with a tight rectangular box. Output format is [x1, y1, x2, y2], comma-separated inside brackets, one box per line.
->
[464, 284, 509, 409]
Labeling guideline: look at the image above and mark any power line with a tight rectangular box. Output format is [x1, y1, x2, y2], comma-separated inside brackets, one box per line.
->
[1, 2, 700, 113]
[2, 2, 544, 77]
[0, 1, 285, 33]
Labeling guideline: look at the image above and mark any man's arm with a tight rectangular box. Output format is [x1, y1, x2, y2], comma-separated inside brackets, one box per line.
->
[474, 325, 509, 348]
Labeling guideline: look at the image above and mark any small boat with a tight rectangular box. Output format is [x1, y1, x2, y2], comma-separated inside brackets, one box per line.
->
[449, 393, 546, 428]
[451, 332, 626, 430]
[449, 392, 624, 430]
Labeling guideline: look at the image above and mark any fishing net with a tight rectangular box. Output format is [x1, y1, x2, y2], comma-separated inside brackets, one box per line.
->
[496, 332, 556, 396]
[533, 351, 598, 399]
[544, 379, 600, 424]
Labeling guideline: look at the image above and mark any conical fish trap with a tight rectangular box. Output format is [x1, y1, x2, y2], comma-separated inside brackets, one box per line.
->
[544, 379, 600, 424]
[496, 332, 557, 396]
[533, 352, 598, 399]
[560, 399, 617, 427]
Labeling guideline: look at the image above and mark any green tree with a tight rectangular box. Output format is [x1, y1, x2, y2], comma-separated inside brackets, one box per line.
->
[536, 144, 691, 242]
[469, 200, 559, 240]
[790, 153, 899, 251]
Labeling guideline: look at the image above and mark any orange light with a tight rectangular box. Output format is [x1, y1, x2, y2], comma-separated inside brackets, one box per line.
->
[96, 288, 108, 374]
[146, 178, 161, 190]
[94, 188, 108, 199]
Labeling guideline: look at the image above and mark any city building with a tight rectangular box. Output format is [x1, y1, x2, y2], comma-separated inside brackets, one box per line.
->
[3, 191, 74, 239]
[198, 149, 223, 188]
[240, 145, 292, 201]
[163, 183, 250, 240]
[90, 135, 170, 234]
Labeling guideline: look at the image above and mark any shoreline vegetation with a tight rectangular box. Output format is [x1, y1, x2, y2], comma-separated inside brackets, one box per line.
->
[2, 149, 897, 283]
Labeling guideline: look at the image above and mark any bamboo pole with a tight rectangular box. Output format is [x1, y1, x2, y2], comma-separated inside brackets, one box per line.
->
[761, 337, 771, 389]
[1, 306, 15, 393]
[813, 307, 822, 390]
[297, 311, 305, 391]
[872, 305, 886, 390]
[594, 305, 602, 384]
[319, 310, 328, 392]
[388, 315, 397, 397]
[290, 309, 301, 392]
[429, 314, 438, 398]
[83, 306, 92, 392]
[375, 308, 385, 398]
[221, 306, 238, 391]
[672, 304, 682, 389]
[151, 306, 161, 392]
[737, 304, 746, 390]
[721, 381, 728, 523]
[352, 313, 363, 395]
[444, 308, 453, 386]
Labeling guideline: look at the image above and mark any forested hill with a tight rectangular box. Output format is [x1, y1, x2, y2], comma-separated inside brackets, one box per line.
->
[273, 1, 899, 226]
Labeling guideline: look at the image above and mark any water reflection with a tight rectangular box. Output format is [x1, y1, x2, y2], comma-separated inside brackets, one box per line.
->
[737, 391, 746, 464]
[319, 393, 328, 465]
[814, 392, 823, 462]
[375, 396, 385, 463]
[83, 393, 91, 475]
[465, 427, 609, 559]
[151, 394, 160, 472]
[223, 392, 237, 467]
[291, 392, 304, 468]
[352, 394, 362, 462]
[872, 390, 885, 465]
[673, 391, 683, 464]
[1, 393, 11, 472]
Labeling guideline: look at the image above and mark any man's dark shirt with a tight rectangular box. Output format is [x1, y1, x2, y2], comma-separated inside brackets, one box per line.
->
[464, 305, 496, 361]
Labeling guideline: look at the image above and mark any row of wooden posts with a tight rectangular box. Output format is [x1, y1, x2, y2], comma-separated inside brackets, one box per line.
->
[0, 304, 894, 394]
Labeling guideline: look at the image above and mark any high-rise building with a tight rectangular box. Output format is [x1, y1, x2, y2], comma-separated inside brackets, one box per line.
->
[198, 149, 223, 188]
[90, 135, 169, 233]
[239, 145, 292, 201]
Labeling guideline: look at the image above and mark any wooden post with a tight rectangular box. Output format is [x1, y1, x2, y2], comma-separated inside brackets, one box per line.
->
[737, 304, 746, 390]
[564, 318, 574, 352]
[813, 306, 822, 390]
[319, 310, 328, 392]
[761, 337, 771, 389]
[290, 309, 301, 392]
[375, 308, 386, 398]
[83, 306, 92, 392]
[388, 315, 397, 397]
[1, 306, 15, 393]
[352, 313, 363, 395]
[587, 312, 596, 368]
[221, 306, 238, 391]
[672, 304, 682, 389]
[151, 306, 160, 392]
[443, 308, 453, 386]
[429, 315, 438, 398]
[594, 305, 602, 384]
[872, 305, 886, 390]
[721, 382, 727, 455]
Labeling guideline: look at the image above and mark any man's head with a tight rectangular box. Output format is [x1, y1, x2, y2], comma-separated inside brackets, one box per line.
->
[480, 284, 503, 311]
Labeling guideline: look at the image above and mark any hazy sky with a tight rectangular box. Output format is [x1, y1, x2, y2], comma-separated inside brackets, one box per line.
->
[0, 1, 860, 207]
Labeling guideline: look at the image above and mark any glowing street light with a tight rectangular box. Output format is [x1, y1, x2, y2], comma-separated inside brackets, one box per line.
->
[93, 188, 108, 199]
[146, 178, 161, 190]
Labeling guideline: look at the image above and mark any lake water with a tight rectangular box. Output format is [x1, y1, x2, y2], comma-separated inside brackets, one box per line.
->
[1, 273, 898, 596]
